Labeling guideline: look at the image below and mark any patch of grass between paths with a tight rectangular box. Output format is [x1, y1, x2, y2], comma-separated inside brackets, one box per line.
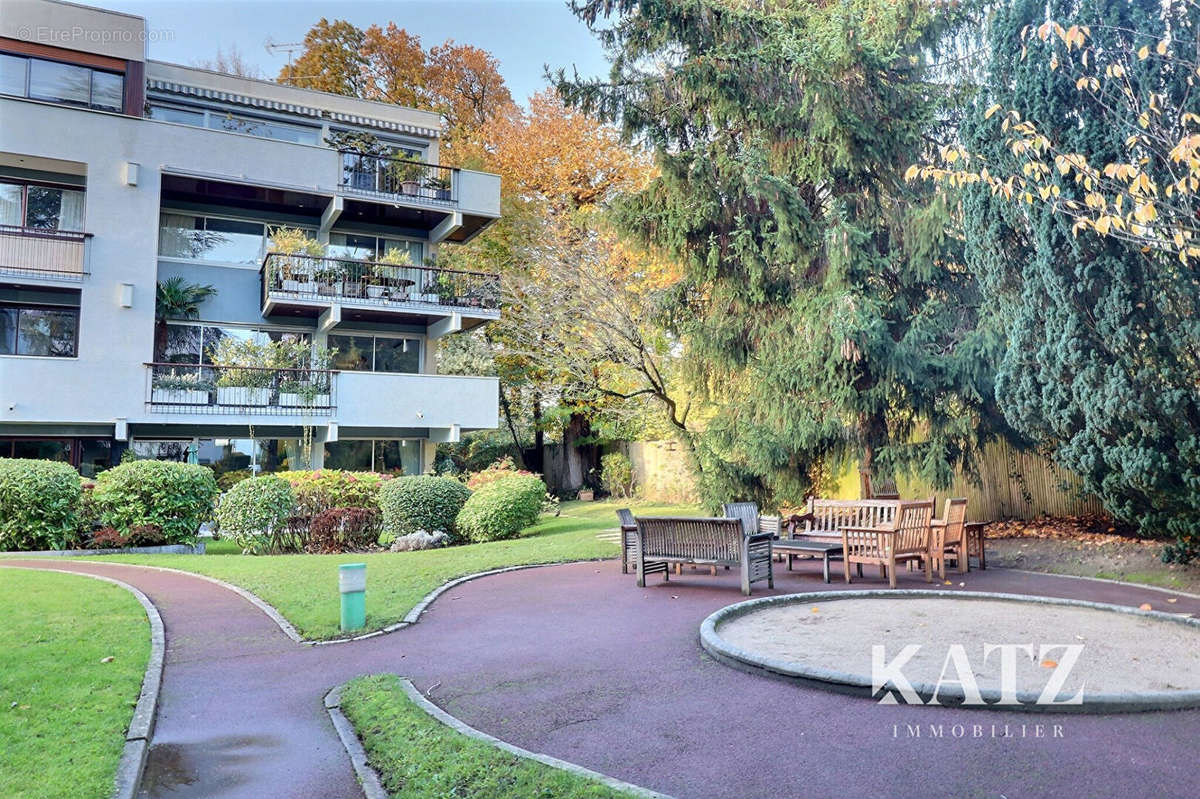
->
[340, 674, 633, 798]
[0, 569, 149, 799]
[104, 500, 701, 640]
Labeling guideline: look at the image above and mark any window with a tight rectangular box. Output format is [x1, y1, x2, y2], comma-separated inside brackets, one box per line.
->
[155, 322, 310, 364]
[148, 105, 205, 126]
[148, 104, 319, 145]
[158, 214, 278, 265]
[0, 302, 79, 357]
[328, 334, 420, 374]
[1, 54, 126, 111]
[0, 54, 27, 96]
[0, 438, 112, 476]
[323, 439, 422, 474]
[328, 232, 424, 264]
[0, 181, 85, 231]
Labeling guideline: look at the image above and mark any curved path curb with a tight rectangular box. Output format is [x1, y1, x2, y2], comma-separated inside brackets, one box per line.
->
[396, 677, 674, 799]
[700, 589, 1200, 713]
[323, 687, 388, 799]
[0, 565, 165, 799]
[1008, 567, 1200, 600]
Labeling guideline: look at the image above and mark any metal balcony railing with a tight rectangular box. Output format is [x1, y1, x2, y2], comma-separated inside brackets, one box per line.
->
[339, 151, 457, 205]
[145, 363, 337, 416]
[0, 225, 90, 279]
[261, 252, 500, 312]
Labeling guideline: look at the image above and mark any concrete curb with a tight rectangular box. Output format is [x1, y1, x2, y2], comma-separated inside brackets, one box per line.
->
[323, 686, 389, 799]
[396, 677, 673, 799]
[700, 589, 1200, 714]
[0, 543, 204, 556]
[64, 561, 305, 643]
[0, 565, 165, 799]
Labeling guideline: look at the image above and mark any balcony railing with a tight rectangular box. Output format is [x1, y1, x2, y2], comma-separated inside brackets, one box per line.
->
[0, 225, 90, 280]
[339, 151, 457, 205]
[261, 253, 501, 312]
[145, 363, 337, 416]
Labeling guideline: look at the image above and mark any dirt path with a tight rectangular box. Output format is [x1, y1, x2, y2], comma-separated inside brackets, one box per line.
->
[988, 536, 1200, 593]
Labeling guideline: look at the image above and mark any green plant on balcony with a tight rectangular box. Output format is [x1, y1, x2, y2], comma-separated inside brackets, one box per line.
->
[209, 337, 275, 405]
[386, 158, 427, 194]
[152, 372, 215, 393]
[276, 345, 336, 408]
[364, 248, 413, 299]
[155, 277, 216, 357]
[268, 227, 326, 291]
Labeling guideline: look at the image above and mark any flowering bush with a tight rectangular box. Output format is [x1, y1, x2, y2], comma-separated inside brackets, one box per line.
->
[280, 470, 388, 516]
[465, 456, 536, 491]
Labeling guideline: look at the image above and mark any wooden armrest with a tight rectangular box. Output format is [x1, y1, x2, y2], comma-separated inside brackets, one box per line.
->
[840, 525, 892, 535]
[745, 531, 775, 545]
[931, 519, 947, 528]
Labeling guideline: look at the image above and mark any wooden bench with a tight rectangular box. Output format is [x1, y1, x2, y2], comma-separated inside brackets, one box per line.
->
[786, 498, 900, 544]
[842, 499, 935, 588]
[635, 517, 774, 596]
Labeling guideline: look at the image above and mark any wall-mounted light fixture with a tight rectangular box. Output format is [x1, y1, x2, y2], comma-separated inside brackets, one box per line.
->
[118, 283, 134, 308]
[123, 162, 140, 186]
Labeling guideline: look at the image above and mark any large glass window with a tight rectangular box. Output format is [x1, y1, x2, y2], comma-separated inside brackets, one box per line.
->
[209, 112, 319, 144]
[28, 59, 90, 106]
[0, 181, 85, 231]
[0, 303, 78, 357]
[0, 54, 27, 96]
[328, 334, 420, 373]
[148, 105, 205, 125]
[323, 439, 422, 474]
[0, 438, 112, 477]
[158, 214, 272, 265]
[154, 323, 310, 364]
[1, 54, 124, 111]
[133, 437, 305, 473]
[327, 232, 424, 265]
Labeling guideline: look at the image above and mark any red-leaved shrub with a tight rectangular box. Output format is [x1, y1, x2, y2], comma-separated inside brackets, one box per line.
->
[306, 507, 381, 553]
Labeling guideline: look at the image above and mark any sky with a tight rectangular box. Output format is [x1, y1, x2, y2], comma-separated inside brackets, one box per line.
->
[101, 0, 612, 104]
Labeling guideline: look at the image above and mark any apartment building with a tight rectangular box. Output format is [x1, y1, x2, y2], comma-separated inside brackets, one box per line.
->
[0, 0, 501, 478]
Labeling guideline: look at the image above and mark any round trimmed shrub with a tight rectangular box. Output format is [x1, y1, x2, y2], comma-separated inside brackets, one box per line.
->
[379, 476, 471, 541]
[456, 473, 547, 543]
[215, 475, 295, 554]
[92, 460, 217, 544]
[0, 458, 82, 550]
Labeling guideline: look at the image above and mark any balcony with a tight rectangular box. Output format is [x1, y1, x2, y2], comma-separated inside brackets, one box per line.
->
[145, 363, 337, 416]
[0, 225, 90, 282]
[336, 152, 501, 242]
[260, 253, 500, 328]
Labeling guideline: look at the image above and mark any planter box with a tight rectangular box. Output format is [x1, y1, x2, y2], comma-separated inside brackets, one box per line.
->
[316, 282, 339, 296]
[151, 388, 210, 405]
[216, 386, 271, 406]
[401, 180, 421, 195]
[279, 392, 331, 408]
[366, 284, 387, 299]
[578, 490, 595, 502]
[281, 279, 307, 293]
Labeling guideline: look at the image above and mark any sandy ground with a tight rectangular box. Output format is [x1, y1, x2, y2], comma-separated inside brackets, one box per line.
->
[718, 596, 1200, 696]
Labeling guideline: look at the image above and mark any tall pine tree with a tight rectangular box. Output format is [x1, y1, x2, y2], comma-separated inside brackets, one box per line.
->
[961, 0, 1200, 561]
[557, 0, 999, 508]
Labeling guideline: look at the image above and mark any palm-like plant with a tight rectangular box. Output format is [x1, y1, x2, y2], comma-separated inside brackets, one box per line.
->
[154, 277, 217, 358]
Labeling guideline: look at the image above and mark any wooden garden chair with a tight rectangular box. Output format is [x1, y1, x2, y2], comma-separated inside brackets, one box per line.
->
[616, 508, 637, 574]
[930, 497, 968, 579]
[841, 499, 935, 588]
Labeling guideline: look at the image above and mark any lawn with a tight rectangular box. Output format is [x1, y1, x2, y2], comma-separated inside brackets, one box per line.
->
[339, 674, 631, 798]
[105, 499, 700, 640]
[0, 569, 149, 799]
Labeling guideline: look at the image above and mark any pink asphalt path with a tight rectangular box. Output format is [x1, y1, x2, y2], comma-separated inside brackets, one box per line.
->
[6, 557, 1200, 799]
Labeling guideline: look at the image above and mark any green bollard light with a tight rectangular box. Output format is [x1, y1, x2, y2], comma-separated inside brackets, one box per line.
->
[339, 563, 367, 632]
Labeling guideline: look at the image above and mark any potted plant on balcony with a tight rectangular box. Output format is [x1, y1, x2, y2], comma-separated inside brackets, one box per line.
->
[367, 248, 413, 300]
[314, 264, 344, 297]
[277, 345, 335, 408]
[428, 173, 452, 202]
[151, 370, 214, 405]
[387, 158, 427, 196]
[267, 227, 325, 293]
[210, 337, 275, 407]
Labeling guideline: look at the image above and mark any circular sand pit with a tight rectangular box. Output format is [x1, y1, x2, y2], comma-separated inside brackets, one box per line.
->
[701, 590, 1200, 712]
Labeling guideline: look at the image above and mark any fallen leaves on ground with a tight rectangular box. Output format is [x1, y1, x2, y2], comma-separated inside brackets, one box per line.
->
[986, 514, 1147, 545]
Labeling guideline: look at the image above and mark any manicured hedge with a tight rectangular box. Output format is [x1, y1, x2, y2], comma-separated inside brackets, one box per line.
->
[0, 458, 82, 550]
[92, 460, 218, 545]
[456, 473, 547, 543]
[215, 475, 295, 554]
[379, 476, 471, 541]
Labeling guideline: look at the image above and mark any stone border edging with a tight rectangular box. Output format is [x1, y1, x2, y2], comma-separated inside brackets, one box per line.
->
[700, 589, 1200, 714]
[1, 543, 204, 557]
[323, 686, 389, 799]
[395, 677, 674, 799]
[0, 565, 165, 799]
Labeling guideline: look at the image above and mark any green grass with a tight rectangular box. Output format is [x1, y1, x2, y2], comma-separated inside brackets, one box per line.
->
[103, 499, 700, 640]
[0, 569, 149, 799]
[1093, 570, 1187, 589]
[340, 674, 631, 798]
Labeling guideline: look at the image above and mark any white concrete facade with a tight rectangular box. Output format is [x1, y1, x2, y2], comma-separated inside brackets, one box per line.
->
[0, 0, 500, 474]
